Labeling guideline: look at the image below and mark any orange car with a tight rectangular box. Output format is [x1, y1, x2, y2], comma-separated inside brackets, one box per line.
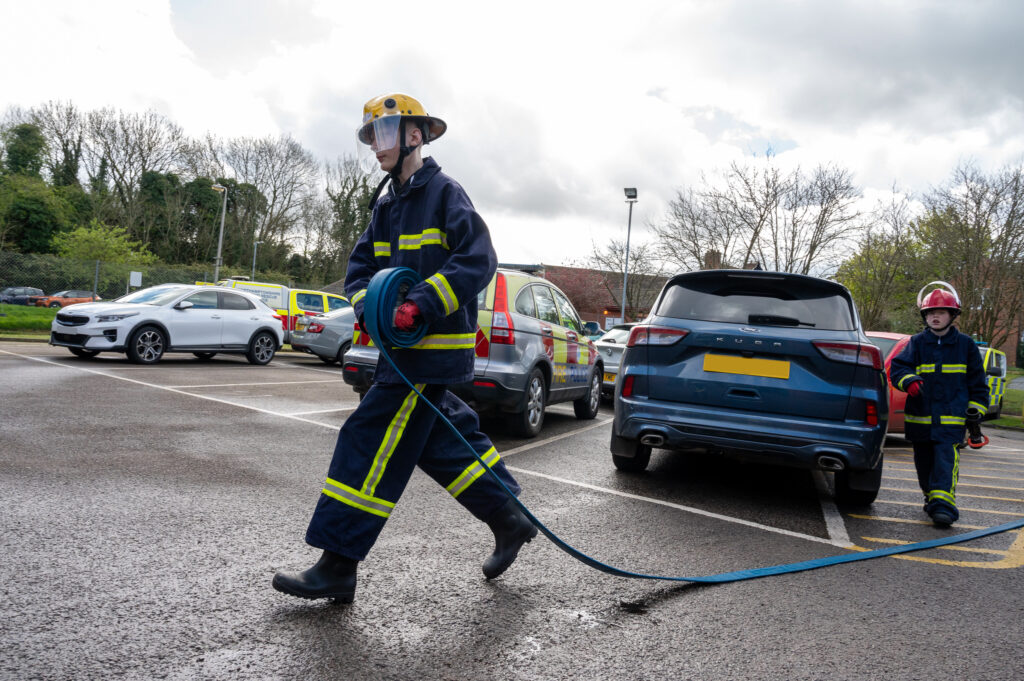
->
[34, 290, 99, 308]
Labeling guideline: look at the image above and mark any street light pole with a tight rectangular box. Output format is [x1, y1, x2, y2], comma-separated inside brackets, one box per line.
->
[251, 240, 264, 281]
[212, 183, 228, 282]
[621, 187, 638, 323]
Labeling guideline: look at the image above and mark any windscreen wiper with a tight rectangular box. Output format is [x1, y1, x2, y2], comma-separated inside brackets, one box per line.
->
[748, 314, 816, 327]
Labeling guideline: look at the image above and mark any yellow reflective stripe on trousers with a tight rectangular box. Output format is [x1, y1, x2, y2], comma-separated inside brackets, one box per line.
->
[915, 364, 936, 374]
[398, 229, 447, 250]
[426, 272, 458, 315]
[323, 477, 396, 518]
[350, 288, 367, 306]
[941, 364, 966, 373]
[373, 242, 391, 257]
[407, 333, 475, 350]
[446, 447, 501, 499]
[939, 415, 966, 425]
[904, 414, 931, 424]
[361, 384, 425, 498]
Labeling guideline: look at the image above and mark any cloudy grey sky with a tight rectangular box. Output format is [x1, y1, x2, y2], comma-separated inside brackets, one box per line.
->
[3, 0, 1023, 265]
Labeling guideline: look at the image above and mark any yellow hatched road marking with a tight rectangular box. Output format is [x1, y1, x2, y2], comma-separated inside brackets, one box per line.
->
[871, 499, 1024, 517]
[851, 531, 1024, 568]
[886, 467, 1024, 483]
[886, 475, 1024, 492]
[887, 453, 1024, 467]
[860, 536, 1009, 556]
[888, 463, 1024, 477]
[846, 514, 1005, 530]
[880, 486, 1024, 504]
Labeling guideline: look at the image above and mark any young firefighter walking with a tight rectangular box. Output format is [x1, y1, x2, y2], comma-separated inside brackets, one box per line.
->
[273, 93, 536, 602]
[890, 281, 989, 528]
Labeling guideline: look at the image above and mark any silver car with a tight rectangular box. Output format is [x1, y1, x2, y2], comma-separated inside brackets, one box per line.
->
[593, 323, 636, 398]
[342, 268, 604, 437]
[290, 306, 356, 365]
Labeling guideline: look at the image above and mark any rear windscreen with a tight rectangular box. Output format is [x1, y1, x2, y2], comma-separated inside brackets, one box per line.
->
[657, 277, 855, 330]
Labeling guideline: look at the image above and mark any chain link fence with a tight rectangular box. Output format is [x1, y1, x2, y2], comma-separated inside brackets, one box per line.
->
[0, 250, 213, 303]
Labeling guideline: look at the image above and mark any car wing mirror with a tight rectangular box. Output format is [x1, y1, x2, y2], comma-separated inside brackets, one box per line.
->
[986, 365, 1002, 377]
[175, 301, 194, 310]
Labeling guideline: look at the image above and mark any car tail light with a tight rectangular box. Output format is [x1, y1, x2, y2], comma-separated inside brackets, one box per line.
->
[813, 341, 882, 370]
[865, 401, 879, 426]
[621, 375, 635, 397]
[627, 325, 688, 347]
[475, 326, 490, 358]
[473, 379, 497, 388]
[490, 273, 515, 345]
[354, 321, 371, 346]
[306, 322, 325, 334]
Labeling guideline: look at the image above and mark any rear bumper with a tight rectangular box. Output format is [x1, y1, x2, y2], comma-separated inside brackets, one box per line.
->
[613, 396, 886, 472]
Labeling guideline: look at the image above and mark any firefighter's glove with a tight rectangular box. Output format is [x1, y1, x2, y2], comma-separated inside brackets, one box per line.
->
[905, 380, 924, 398]
[394, 301, 421, 331]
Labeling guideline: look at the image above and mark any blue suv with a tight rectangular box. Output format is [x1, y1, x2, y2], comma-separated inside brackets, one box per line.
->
[611, 269, 888, 505]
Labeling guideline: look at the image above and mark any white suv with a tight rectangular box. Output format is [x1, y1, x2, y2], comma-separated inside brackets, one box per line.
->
[50, 284, 284, 365]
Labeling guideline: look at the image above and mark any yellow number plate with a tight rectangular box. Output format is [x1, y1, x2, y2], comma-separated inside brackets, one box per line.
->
[703, 354, 790, 379]
[603, 372, 616, 383]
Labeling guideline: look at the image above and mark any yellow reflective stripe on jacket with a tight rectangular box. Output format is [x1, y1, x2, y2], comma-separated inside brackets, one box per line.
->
[941, 364, 966, 373]
[350, 288, 367, 307]
[897, 374, 921, 390]
[373, 242, 391, 257]
[968, 400, 988, 415]
[915, 364, 936, 374]
[323, 477, 396, 518]
[904, 414, 932, 424]
[446, 447, 501, 499]
[361, 384, 424, 498]
[398, 229, 447, 250]
[939, 415, 966, 426]
[407, 333, 476, 350]
[426, 272, 459, 315]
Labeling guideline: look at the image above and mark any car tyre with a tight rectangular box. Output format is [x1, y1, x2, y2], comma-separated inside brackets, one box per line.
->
[834, 456, 883, 507]
[127, 326, 165, 364]
[49, 301, 61, 308]
[612, 441, 651, 472]
[335, 341, 351, 366]
[193, 351, 217, 360]
[514, 368, 546, 438]
[69, 347, 100, 359]
[246, 331, 277, 365]
[573, 368, 601, 420]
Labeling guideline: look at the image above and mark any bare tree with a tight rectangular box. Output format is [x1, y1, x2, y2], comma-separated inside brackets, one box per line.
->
[587, 237, 668, 321]
[221, 134, 319, 248]
[654, 157, 862, 277]
[30, 101, 84, 186]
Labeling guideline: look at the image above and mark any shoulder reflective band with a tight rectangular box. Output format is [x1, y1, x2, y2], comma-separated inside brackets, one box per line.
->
[363, 268, 1024, 583]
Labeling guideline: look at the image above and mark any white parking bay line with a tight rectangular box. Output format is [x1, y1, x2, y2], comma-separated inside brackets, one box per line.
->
[165, 379, 344, 388]
[285, 406, 358, 416]
[500, 418, 614, 457]
[505, 465, 843, 547]
[0, 349, 340, 429]
[812, 470, 853, 547]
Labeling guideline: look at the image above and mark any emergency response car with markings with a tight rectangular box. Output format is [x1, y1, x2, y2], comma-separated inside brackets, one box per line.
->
[342, 267, 603, 437]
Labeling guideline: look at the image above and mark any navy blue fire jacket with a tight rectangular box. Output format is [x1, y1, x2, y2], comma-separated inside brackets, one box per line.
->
[889, 326, 988, 443]
[345, 157, 497, 384]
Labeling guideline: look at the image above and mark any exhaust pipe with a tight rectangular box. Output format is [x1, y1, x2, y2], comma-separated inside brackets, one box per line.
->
[640, 433, 665, 447]
[817, 455, 846, 471]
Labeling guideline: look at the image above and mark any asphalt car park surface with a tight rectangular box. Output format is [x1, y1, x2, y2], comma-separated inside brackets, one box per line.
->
[2, 341, 1023, 681]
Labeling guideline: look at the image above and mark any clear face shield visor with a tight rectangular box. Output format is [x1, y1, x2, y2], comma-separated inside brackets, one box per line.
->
[357, 116, 402, 173]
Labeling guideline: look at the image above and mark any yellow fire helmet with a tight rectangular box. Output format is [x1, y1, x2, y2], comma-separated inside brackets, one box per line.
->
[357, 93, 447, 147]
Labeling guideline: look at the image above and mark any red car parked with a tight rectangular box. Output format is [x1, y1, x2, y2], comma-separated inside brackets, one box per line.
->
[866, 332, 912, 434]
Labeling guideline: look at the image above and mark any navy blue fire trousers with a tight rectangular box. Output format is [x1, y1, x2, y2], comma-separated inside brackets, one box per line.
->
[913, 440, 961, 522]
[305, 382, 521, 560]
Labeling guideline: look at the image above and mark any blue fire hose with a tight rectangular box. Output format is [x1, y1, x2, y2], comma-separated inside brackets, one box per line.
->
[364, 267, 1024, 583]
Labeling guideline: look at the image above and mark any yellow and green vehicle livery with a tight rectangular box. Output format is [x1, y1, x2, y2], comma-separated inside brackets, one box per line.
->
[343, 267, 602, 438]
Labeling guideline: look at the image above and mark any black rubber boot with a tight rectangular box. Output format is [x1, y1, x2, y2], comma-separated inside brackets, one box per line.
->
[272, 550, 358, 602]
[482, 498, 538, 580]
